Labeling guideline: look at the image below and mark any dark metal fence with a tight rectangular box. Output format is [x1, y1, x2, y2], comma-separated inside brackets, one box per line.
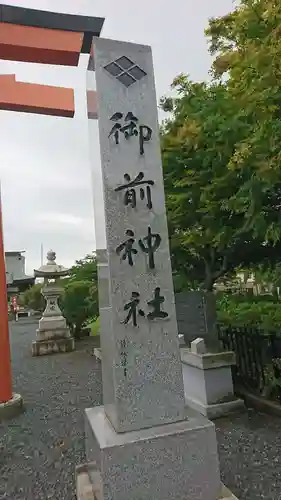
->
[218, 324, 281, 402]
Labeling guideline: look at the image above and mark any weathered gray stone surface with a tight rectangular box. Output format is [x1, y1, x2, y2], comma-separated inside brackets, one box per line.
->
[4, 322, 280, 500]
[76, 471, 239, 500]
[181, 348, 244, 419]
[191, 337, 207, 355]
[32, 251, 74, 356]
[32, 337, 75, 356]
[85, 406, 221, 500]
[84, 36, 224, 500]
[0, 393, 23, 422]
[175, 291, 217, 347]
[92, 37, 185, 433]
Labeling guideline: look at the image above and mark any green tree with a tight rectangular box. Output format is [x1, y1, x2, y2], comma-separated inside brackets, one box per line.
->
[22, 283, 45, 312]
[206, 0, 281, 243]
[61, 280, 98, 338]
[250, 262, 281, 296]
[161, 74, 280, 291]
[68, 253, 98, 283]
[60, 253, 99, 337]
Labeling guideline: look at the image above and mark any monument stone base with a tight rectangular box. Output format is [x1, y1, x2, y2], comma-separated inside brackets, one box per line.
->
[76, 470, 239, 500]
[38, 315, 68, 332]
[0, 393, 24, 422]
[181, 342, 245, 420]
[32, 333, 75, 356]
[82, 406, 221, 500]
[35, 326, 72, 341]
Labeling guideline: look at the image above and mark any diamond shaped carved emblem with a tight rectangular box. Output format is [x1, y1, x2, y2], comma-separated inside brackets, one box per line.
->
[104, 56, 147, 87]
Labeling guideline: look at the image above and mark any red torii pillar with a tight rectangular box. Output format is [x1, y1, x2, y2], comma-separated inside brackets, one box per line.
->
[0, 191, 12, 404]
[0, 4, 102, 416]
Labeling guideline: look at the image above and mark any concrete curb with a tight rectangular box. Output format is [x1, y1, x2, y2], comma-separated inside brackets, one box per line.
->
[237, 387, 281, 418]
[0, 393, 24, 422]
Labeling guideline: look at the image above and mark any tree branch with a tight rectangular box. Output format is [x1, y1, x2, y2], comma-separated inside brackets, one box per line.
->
[213, 254, 229, 280]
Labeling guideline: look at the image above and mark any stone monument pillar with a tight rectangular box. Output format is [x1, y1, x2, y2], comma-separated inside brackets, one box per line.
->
[32, 250, 75, 356]
[176, 290, 218, 349]
[78, 38, 228, 500]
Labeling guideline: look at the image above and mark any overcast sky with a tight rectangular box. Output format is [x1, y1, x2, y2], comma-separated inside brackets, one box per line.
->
[0, 0, 235, 274]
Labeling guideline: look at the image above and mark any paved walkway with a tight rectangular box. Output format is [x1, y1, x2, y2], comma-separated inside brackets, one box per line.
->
[1, 322, 281, 499]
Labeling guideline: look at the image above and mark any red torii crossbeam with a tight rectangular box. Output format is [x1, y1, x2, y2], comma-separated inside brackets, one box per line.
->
[0, 4, 102, 117]
[0, 22, 84, 66]
[0, 4, 104, 407]
[0, 74, 75, 117]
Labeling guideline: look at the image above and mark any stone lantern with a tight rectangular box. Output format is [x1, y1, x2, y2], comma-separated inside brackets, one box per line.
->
[32, 250, 75, 356]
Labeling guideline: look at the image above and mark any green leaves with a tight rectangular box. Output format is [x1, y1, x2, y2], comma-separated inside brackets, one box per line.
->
[61, 279, 98, 337]
[68, 253, 98, 283]
[22, 283, 45, 312]
[161, 77, 248, 290]
[60, 253, 99, 337]
[161, 0, 281, 290]
[217, 294, 281, 330]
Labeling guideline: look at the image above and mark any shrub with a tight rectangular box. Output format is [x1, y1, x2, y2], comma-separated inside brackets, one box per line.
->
[60, 280, 98, 338]
[86, 316, 100, 336]
[22, 283, 45, 312]
[217, 294, 281, 331]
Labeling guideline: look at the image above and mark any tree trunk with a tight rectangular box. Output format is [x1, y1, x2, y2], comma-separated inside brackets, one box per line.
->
[74, 323, 83, 339]
[203, 262, 215, 292]
[203, 252, 228, 292]
[203, 276, 214, 292]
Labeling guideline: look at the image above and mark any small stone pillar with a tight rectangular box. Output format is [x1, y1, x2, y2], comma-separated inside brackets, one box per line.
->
[32, 250, 75, 356]
[181, 338, 244, 419]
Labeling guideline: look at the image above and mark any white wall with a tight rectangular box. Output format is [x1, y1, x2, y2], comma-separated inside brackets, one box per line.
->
[5, 253, 26, 282]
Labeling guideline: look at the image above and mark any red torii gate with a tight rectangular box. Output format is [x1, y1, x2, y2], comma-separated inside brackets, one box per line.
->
[0, 4, 103, 411]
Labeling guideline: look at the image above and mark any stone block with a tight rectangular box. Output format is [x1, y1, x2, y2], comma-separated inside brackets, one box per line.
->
[220, 485, 239, 500]
[76, 471, 240, 500]
[182, 348, 237, 371]
[0, 393, 24, 422]
[85, 406, 221, 500]
[32, 336, 75, 356]
[38, 316, 68, 332]
[187, 397, 245, 420]
[175, 291, 218, 348]
[36, 327, 71, 341]
[181, 348, 245, 419]
[191, 337, 207, 355]
[93, 348, 102, 361]
[76, 465, 97, 500]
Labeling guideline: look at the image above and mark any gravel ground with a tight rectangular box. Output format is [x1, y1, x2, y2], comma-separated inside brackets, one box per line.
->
[0, 322, 102, 500]
[216, 411, 281, 500]
[1, 321, 281, 500]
